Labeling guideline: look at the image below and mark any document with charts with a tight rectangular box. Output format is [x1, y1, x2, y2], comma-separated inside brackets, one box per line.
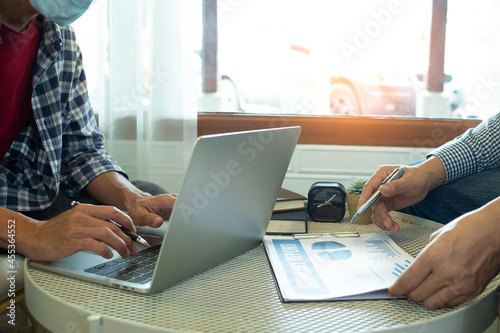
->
[263, 232, 415, 302]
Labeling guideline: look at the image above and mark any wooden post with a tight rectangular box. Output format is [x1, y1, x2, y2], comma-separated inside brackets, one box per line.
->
[426, 0, 448, 92]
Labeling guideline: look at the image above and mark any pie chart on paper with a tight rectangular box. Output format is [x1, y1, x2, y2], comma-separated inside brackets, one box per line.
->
[312, 241, 352, 261]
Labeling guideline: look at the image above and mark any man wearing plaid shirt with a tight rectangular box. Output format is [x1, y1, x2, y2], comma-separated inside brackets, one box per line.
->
[0, 0, 176, 261]
[361, 113, 500, 309]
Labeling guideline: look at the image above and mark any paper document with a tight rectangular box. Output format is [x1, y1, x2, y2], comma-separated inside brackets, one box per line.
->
[263, 232, 414, 302]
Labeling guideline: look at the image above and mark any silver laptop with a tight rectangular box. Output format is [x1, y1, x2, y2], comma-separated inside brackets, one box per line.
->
[30, 126, 301, 294]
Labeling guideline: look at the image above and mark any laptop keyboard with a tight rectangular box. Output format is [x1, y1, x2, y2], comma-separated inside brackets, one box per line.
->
[84, 244, 161, 284]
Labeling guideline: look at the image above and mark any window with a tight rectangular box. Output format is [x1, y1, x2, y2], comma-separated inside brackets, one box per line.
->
[213, 0, 500, 119]
[73, 1, 495, 148]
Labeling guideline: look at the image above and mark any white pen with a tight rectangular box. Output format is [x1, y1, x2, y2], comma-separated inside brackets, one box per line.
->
[350, 167, 405, 223]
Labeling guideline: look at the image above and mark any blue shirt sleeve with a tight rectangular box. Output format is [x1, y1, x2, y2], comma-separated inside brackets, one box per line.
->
[428, 112, 500, 183]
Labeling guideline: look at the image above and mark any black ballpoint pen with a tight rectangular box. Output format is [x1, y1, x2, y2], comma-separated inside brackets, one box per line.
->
[71, 201, 150, 247]
[350, 167, 405, 223]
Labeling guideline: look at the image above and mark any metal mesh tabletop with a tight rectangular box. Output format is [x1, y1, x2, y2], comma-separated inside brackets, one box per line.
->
[25, 212, 499, 332]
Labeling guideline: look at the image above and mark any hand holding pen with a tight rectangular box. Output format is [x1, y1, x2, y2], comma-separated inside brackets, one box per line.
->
[22, 202, 140, 261]
[71, 201, 150, 247]
[357, 158, 447, 232]
[350, 167, 405, 224]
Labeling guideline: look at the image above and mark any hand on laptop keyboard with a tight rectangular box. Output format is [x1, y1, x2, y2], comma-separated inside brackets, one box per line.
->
[21, 204, 139, 261]
[126, 193, 177, 228]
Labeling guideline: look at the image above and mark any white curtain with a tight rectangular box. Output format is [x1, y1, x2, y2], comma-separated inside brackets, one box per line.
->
[73, 0, 199, 193]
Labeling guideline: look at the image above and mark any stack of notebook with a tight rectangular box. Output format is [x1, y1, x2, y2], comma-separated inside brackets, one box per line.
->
[266, 188, 308, 235]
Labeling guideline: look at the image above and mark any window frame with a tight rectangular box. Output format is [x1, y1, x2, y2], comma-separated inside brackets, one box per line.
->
[198, 113, 480, 148]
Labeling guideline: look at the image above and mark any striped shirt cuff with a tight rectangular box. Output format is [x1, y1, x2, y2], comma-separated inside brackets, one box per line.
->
[427, 139, 476, 184]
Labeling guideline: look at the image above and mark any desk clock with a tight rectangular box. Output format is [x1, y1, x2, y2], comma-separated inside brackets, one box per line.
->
[307, 182, 346, 222]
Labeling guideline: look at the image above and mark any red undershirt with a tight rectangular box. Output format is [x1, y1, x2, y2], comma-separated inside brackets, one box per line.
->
[0, 19, 41, 161]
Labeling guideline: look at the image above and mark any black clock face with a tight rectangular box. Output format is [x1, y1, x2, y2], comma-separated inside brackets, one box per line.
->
[308, 187, 345, 222]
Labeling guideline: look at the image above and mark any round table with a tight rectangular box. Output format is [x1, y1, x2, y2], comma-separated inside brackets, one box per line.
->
[25, 212, 499, 332]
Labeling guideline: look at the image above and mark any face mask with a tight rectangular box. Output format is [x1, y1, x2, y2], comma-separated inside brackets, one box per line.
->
[29, 0, 96, 27]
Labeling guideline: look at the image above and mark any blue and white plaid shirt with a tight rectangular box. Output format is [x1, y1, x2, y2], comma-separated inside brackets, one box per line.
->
[430, 112, 500, 183]
[0, 17, 124, 211]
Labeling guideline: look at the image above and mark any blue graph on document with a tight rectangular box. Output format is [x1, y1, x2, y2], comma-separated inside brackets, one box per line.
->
[392, 260, 412, 277]
[365, 240, 397, 257]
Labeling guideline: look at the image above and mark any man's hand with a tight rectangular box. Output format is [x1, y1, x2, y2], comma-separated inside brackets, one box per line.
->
[85, 172, 177, 228]
[389, 199, 500, 309]
[359, 157, 446, 232]
[126, 193, 177, 228]
[17, 204, 139, 262]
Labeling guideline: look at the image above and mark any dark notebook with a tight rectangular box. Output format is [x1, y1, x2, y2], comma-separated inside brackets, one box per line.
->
[267, 209, 308, 235]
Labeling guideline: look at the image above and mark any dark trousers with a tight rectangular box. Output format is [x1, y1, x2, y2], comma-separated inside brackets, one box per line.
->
[399, 167, 500, 224]
[21, 180, 168, 220]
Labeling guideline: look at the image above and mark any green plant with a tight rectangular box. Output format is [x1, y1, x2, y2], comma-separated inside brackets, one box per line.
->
[347, 179, 367, 195]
